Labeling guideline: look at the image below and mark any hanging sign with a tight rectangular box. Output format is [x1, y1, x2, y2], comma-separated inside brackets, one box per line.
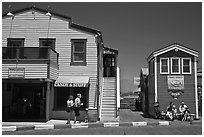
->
[54, 82, 88, 87]
[167, 75, 184, 99]
[8, 68, 25, 79]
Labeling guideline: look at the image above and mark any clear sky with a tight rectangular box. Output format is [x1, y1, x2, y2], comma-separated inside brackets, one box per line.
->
[2, 2, 202, 93]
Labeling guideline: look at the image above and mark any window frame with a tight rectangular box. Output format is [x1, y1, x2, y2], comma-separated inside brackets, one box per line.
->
[70, 39, 87, 66]
[39, 38, 56, 50]
[160, 58, 169, 74]
[181, 58, 192, 74]
[170, 57, 181, 74]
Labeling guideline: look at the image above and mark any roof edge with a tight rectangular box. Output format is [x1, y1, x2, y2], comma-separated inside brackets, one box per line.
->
[2, 6, 72, 21]
[147, 43, 199, 62]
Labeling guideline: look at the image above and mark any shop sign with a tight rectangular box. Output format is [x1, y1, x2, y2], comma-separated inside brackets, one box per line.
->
[54, 82, 88, 87]
[8, 68, 25, 79]
[167, 75, 184, 99]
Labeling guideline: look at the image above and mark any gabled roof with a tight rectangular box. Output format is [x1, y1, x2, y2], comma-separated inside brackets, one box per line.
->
[147, 43, 199, 62]
[104, 46, 119, 55]
[2, 6, 101, 35]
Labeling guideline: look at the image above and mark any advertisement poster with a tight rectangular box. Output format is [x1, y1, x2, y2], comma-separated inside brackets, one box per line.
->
[167, 75, 184, 99]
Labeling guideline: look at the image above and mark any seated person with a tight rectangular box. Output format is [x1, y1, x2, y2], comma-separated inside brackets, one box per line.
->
[179, 101, 188, 120]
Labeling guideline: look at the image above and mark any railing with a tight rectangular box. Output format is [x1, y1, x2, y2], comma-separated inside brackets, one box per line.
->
[2, 47, 59, 63]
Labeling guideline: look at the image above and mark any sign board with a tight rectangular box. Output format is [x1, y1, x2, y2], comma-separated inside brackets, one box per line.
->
[54, 82, 88, 87]
[167, 75, 184, 99]
[8, 68, 25, 79]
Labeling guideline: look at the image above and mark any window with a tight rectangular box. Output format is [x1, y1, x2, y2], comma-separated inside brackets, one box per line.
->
[171, 57, 180, 74]
[160, 58, 169, 74]
[39, 38, 55, 49]
[182, 58, 191, 74]
[71, 39, 87, 66]
[39, 38, 55, 59]
[7, 38, 25, 59]
[54, 87, 88, 109]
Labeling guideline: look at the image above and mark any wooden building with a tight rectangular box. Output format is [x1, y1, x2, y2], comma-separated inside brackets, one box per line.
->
[147, 43, 199, 118]
[2, 7, 119, 122]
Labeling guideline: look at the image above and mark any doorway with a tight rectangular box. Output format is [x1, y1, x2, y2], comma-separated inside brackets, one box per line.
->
[9, 83, 46, 120]
[103, 54, 116, 77]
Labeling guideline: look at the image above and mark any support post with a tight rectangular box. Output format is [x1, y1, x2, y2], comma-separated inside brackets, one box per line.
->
[46, 82, 50, 121]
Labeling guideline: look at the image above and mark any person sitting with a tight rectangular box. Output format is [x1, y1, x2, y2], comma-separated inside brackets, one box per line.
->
[179, 101, 188, 120]
[182, 107, 191, 121]
[166, 102, 174, 120]
[172, 105, 178, 119]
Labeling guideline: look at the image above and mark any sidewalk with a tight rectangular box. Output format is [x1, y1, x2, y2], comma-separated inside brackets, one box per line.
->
[2, 110, 202, 132]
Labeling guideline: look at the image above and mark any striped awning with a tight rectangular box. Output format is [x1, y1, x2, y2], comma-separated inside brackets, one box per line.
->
[54, 76, 89, 87]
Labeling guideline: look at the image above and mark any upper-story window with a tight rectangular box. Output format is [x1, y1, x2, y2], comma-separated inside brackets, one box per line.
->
[182, 58, 191, 74]
[70, 39, 87, 66]
[39, 38, 55, 49]
[171, 57, 180, 74]
[160, 58, 169, 74]
[7, 38, 25, 59]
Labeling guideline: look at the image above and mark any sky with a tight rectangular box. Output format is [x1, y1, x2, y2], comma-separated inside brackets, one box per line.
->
[2, 2, 202, 93]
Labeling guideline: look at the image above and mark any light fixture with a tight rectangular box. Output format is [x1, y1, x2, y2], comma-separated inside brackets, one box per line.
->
[7, 12, 14, 17]
[45, 12, 51, 17]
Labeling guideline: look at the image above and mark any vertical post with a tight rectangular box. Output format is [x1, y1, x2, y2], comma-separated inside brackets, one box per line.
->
[154, 57, 158, 102]
[46, 81, 50, 121]
[194, 57, 198, 119]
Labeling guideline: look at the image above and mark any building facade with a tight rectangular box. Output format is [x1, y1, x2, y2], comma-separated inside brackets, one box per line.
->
[2, 7, 119, 122]
[147, 43, 199, 118]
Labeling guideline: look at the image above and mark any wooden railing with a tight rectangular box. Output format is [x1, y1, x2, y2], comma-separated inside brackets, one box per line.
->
[2, 47, 59, 63]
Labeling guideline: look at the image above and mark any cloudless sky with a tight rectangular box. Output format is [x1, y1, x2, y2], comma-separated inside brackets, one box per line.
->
[2, 2, 202, 93]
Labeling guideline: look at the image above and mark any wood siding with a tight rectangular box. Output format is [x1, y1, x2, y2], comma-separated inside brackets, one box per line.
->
[49, 63, 59, 80]
[2, 63, 47, 79]
[2, 10, 98, 108]
[156, 50, 196, 114]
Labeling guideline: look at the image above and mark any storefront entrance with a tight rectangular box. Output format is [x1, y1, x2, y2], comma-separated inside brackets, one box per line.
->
[2, 80, 47, 121]
[54, 87, 89, 110]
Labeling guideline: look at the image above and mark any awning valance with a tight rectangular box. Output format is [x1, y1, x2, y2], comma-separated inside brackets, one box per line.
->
[54, 76, 89, 87]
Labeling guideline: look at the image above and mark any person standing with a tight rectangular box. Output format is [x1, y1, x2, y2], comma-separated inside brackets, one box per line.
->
[66, 95, 74, 124]
[74, 93, 83, 123]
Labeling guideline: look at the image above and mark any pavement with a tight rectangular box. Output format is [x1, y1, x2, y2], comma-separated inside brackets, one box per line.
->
[2, 110, 202, 132]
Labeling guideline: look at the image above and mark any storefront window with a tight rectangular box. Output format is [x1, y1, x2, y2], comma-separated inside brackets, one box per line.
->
[182, 58, 191, 74]
[171, 58, 180, 74]
[160, 58, 169, 74]
[54, 87, 88, 109]
[70, 39, 87, 66]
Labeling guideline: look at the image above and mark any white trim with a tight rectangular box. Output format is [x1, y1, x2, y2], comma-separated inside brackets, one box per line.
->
[170, 57, 180, 74]
[181, 58, 192, 74]
[147, 44, 199, 62]
[117, 67, 120, 108]
[194, 57, 198, 119]
[99, 78, 104, 119]
[154, 57, 157, 102]
[160, 58, 169, 74]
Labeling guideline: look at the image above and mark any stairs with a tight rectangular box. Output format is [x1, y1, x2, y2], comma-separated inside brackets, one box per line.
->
[100, 77, 119, 122]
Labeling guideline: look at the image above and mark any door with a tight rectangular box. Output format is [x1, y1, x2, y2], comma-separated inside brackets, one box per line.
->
[103, 54, 116, 77]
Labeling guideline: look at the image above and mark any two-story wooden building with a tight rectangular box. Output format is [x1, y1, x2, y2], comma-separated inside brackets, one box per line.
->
[2, 7, 119, 122]
[147, 43, 199, 119]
